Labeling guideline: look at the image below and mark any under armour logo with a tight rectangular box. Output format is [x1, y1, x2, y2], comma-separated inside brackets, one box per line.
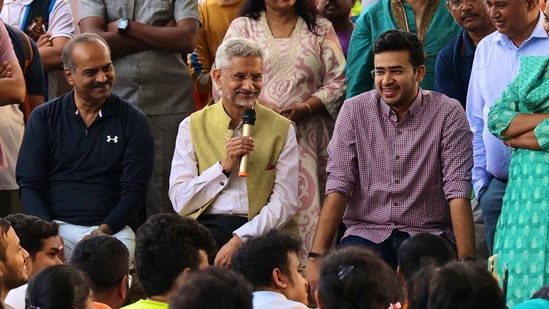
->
[106, 135, 118, 143]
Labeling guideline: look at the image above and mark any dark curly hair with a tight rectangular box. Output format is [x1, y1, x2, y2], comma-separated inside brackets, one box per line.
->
[240, 0, 320, 35]
[4, 214, 58, 261]
[135, 214, 216, 297]
[231, 229, 301, 289]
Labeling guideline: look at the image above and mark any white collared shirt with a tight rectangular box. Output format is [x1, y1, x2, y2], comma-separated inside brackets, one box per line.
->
[169, 116, 299, 239]
[252, 291, 308, 309]
[5, 283, 26, 309]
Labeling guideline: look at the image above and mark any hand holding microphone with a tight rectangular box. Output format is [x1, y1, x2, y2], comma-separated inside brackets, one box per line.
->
[238, 109, 256, 177]
[220, 109, 256, 176]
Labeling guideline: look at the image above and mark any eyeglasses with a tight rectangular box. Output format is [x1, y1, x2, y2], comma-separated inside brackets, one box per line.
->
[128, 273, 133, 289]
[224, 72, 262, 83]
[370, 66, 419, 78]
[447, 0, 480, 9]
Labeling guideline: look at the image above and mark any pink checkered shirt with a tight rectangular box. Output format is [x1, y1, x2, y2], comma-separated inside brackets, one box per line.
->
[327, 89, 473, 244]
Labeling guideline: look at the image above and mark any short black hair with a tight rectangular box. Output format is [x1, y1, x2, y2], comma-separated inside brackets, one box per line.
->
[135, 214, 216, 297]
[70, 235, 129, 292]
[232, 230, 301, 289]
[0, 218, 11, 262]
[396, 233, 456, 280]
[318, 247, 404, 309]
[25, 265, 91, 309]
[169, 266, 253, 309]
[4, 214, 59, 261]
[428, 261, 503, 309]
[372, 29, 426, 67]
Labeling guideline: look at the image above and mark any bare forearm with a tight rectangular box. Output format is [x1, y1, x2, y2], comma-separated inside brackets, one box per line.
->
[95, 31, 150, 58]
[509, 130, 541, 150]
[304, 96, 329, 116]
[79, 17, 150, 58]
[502, 113, 549, 137]
[38, 46, 64, 72]
[0, 64, 25, 106]
[28, 95, 46, 112]
[310, 192, 348, 253]
[125, 20, 198, 54]
[449, 197, 475, 259]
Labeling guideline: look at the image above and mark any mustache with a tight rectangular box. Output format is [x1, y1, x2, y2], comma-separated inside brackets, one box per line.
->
[460, 12, 478, 20]
[90, 80, 113, 89]
[236, 89, 259, 95]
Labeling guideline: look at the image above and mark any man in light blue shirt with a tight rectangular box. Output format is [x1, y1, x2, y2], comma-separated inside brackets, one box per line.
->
[466, 0, 549, 256]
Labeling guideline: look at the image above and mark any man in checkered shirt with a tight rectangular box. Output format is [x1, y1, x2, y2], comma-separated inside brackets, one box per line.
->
[304, 29, 475, 299]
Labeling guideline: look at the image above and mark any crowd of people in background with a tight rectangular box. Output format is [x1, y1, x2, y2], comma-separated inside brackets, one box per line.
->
[1, 0, 549, 308]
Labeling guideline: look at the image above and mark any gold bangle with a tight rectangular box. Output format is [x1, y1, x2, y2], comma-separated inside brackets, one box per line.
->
[304, 103, 312, 117]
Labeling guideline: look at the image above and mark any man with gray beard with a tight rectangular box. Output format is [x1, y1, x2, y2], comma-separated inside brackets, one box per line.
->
[169, 38, 299, 267]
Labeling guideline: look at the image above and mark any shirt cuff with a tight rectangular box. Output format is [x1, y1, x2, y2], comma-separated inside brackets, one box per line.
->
[233, 222, 257, 241]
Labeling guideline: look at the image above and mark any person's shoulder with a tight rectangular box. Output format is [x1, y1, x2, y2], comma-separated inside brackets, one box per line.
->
[475, 30, 499, 51]
[315, 16, 333, 30]
[231, 16, 254, 26]
[34, 93, 67, 115]
[345, 90, 379, 108]
[438, 31, 463, 60]
[200, 0, 222, 9]
[423, 90, 463, 113]
[119, 299, 162, 309]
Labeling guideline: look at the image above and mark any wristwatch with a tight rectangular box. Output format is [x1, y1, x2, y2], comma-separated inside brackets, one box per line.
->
[117, 18, 130, 34]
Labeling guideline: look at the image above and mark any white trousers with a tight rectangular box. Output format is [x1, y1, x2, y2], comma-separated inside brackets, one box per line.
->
[56, 220, 135, 268]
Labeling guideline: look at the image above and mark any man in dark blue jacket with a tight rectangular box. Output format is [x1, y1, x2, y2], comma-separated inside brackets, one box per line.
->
[16, 33, 154, 265]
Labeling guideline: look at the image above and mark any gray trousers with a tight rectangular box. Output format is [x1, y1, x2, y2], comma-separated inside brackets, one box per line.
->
[145, 113, 187, 218]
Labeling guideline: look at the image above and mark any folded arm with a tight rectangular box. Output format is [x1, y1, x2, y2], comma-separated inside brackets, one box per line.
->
[79, 16, 151, 58]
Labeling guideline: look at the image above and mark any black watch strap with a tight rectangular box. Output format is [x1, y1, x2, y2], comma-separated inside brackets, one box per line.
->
[308, 251, 324, 259]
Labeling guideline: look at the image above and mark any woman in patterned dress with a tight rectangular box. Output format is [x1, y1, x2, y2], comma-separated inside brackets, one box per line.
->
[488, 56, 549, 307]
[221, 0, 347, 260]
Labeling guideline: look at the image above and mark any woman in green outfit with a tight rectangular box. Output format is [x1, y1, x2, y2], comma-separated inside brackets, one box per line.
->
[488, 56, 549, 307]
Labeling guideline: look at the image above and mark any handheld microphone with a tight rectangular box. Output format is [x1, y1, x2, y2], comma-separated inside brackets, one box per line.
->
[238, 109, 256, 177]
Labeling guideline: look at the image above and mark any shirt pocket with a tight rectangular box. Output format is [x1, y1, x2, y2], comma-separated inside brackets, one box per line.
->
[150, 0, 174, 9]
[105, 0, 130, 20]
